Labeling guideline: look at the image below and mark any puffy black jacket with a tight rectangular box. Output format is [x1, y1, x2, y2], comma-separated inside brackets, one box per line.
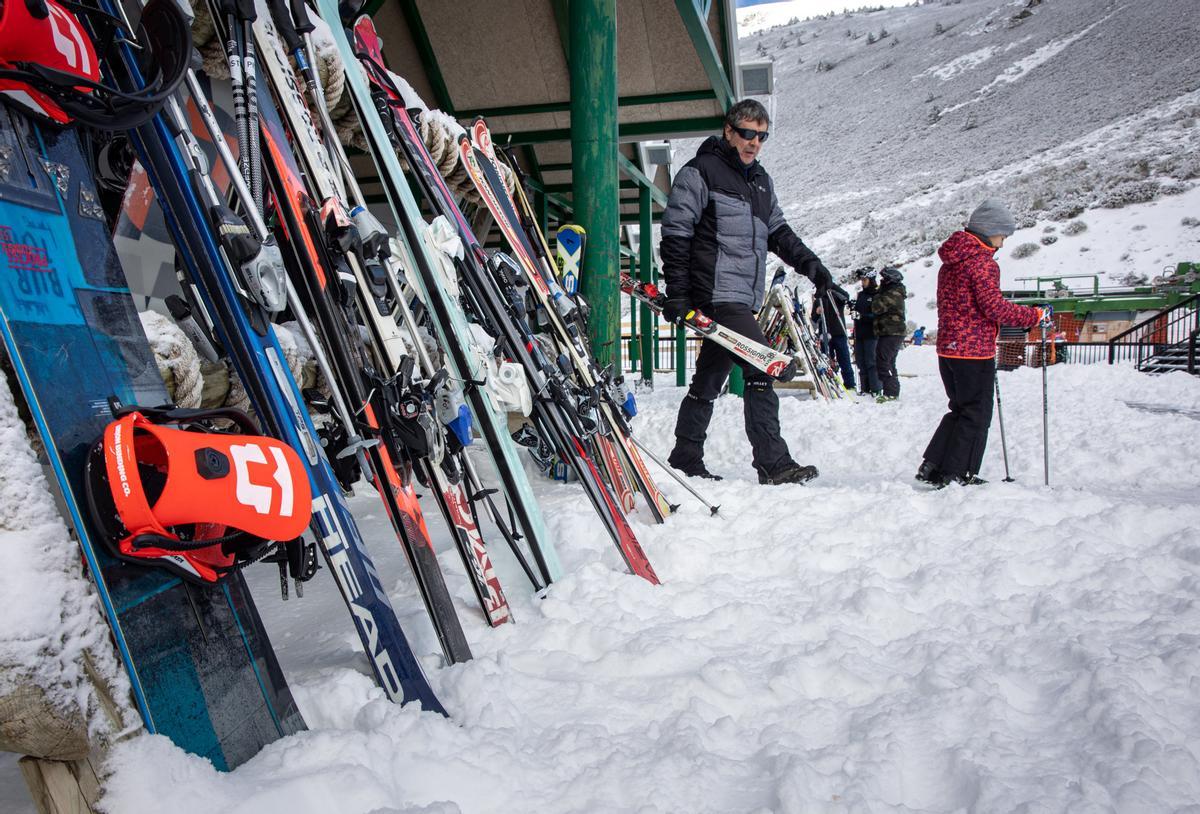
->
[811, 287, 850, 338]
[853, 285, 876, 340]
[660, 136, 830, 311]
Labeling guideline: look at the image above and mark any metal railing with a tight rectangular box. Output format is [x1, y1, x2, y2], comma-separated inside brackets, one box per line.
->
[1106, 292, 1200, 369]
[997, 340, 1114, 369]
[620, 333, 703, 374]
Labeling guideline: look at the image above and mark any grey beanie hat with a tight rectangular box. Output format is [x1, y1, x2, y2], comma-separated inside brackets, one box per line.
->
[967, 198, 1017, 237]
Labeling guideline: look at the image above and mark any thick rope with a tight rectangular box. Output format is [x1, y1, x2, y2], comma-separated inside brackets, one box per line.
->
[138, 311, 204, 409]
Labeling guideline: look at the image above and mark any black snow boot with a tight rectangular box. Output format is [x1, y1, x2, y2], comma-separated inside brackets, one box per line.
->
[758, 462, 819, 485]
[914, 459, 946, 486]
[674, 465, 723, 481]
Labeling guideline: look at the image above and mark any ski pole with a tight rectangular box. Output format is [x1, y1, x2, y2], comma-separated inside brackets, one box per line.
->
[993, 371, 1014, 482]
[629, 435, 719, 516]
[1041, 330, 1050, 486]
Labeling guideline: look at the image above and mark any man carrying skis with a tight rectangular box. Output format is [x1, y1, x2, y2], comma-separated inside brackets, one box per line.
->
[660, 99, 832, 485]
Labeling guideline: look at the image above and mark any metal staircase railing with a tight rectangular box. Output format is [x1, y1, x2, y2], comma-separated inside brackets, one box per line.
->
[1107, 292, 1200, 371]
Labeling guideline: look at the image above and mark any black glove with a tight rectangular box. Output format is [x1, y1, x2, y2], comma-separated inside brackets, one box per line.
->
[804, 260, 834, 292]
[662, 297, 692, 325]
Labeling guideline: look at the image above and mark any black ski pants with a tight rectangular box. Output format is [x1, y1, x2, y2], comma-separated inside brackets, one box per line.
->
[669, 303, 793, 476]
[875, 335, 904, 398]
[922, 356, 996, 479]
[855, 336, 881, 394]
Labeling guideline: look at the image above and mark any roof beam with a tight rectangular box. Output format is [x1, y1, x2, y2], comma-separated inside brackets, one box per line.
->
[497, 115, 724, 145]
[520, 176, 574, 215]
[393, 0, 456, 114]
[550, 0, 570, 62]
[674, 0, 735, 112]
[454, 89, 717, 120]
[616, 153, 668, 208]
[620, 211, 663, 225]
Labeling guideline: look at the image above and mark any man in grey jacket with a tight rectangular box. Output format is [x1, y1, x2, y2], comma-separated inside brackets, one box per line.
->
[660, 99, 832, 484]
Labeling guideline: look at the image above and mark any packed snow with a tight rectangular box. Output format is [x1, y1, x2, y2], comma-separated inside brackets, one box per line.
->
[90, 353, 1200, 813]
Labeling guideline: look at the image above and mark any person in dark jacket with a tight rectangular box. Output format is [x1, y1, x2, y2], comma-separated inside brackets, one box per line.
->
[660, 99, 832, 485]
[851, 268, 881, 395]
[917, 199, 1048, 487]
[812, 285, 856, 392]
[871, 266, 907, 399]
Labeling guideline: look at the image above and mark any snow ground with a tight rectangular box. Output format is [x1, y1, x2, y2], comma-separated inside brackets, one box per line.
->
[78, 352, 1200, 813]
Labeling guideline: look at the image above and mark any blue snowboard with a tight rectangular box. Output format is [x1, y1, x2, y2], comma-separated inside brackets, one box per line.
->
[0, 106, 303, 770]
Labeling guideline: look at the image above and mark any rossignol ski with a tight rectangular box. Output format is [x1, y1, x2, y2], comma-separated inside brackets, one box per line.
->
[242, 6, 476, 660]
[621, 273, 800, 382]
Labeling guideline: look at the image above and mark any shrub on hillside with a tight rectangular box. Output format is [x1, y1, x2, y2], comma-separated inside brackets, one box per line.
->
[1048, 199, 1086, 221]
[1062, 220, 1088, 236]
[1011, 243, 1040, 259]
[1182, 217, 1200, 228]
[1040, 235, 1058, 246]
[1100, 180, 1159, 209]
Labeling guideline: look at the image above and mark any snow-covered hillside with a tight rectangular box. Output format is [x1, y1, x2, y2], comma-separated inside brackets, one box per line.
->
[738, 0, 912, 34]
[717, 0, 1200, 290]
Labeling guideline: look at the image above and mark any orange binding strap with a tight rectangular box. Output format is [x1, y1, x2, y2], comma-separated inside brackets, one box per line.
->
[101, 411, 312, 583]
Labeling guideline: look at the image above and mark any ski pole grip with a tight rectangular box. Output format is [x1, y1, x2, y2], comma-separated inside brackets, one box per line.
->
[266, 0, 303, 52]
[290, 0, 315, 34]
[234, 0, 256, 22]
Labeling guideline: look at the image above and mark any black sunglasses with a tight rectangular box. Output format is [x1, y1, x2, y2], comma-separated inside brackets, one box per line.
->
[730, 125, 769, 143]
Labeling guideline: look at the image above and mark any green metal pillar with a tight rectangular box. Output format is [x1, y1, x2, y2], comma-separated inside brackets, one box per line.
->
[638, 185, 655, 385]
[628, 254, 638, 372]
[536, 190, 550, 237]
[570, 0, 619, 368]
[728, 363, 745, 396]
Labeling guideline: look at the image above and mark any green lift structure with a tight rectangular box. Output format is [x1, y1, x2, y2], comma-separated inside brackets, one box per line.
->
[354, 0, 743, 381]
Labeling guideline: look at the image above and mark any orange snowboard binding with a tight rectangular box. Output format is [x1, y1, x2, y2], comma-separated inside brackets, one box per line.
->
[85, 406, 312, 585]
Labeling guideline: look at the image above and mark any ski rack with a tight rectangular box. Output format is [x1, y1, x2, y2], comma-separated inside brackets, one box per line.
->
[103, 0, 446, 712]
[318, 2, 564, 588]
[759, 285, 844, 400]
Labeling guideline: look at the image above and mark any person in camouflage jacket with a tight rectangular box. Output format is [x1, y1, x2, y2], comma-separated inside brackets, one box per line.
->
[871, 267, 907, 399]
[916, 199, 1048, 488]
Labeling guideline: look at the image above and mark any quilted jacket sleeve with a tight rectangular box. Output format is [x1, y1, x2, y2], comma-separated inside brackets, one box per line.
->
[659, 165, 708, 302]
[965, 254, 1041, 327]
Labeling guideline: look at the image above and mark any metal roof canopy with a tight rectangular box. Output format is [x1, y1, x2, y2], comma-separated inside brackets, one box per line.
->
[360, 0, 740, 240]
